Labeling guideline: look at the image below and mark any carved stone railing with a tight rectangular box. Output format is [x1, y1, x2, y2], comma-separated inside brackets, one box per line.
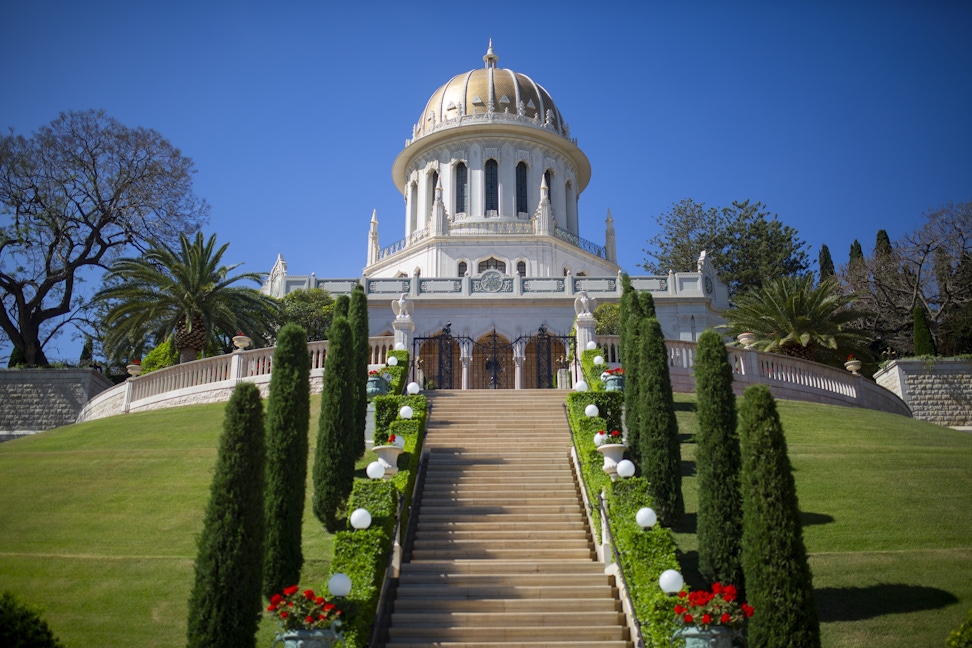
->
[378, 229, 429, 260]
[450, 220, 534, 236]
[406, 108, 577, 147]
[594, 336, 911, 417]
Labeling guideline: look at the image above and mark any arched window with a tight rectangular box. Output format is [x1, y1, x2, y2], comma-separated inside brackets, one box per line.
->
[544, 169, 552, 197]
[408, 182, 418, 233]
[515, 162, 528, 214]
[517, 261, 526, 276]
[457, 261, 467, 276]
[426, 170, 439, 221]
[478, 257, 506, 273]
[454, 162, 467, 214]
[485, 159, 499, 213]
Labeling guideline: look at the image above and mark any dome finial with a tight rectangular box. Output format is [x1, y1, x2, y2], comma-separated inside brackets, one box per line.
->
[483, 39, 498, 68]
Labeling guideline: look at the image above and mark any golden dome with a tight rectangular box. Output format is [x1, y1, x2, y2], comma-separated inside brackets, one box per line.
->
[415, 45, 568, 140]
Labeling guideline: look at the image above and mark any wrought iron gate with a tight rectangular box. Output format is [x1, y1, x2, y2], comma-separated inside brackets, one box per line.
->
[412, 325, 574, 390]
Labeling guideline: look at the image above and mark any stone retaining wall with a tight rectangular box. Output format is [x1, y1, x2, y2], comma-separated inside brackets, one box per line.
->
[0, 369, 114, 438]
[875, 358, 972, 426]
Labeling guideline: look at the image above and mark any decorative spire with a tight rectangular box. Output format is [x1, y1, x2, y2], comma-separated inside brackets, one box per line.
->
[483, 39, 498, 68]
[367, 209, 380, 267]
[605, 209, 617, 263]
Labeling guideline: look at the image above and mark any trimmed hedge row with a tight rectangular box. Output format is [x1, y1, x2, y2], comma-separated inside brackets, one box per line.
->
[565, 391, 680, 648]
[383, 350, 409, 395]
[580, 348, 606, 391]
[327, 390, 427, 648]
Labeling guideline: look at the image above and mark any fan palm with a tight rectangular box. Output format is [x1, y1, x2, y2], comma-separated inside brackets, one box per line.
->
[97, 232, 280, 363]
[720, 275, 871, 365]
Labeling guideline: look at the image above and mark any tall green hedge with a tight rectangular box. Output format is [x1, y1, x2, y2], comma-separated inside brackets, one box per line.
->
[694, 329, 744, 592]
[263, 324, 311, 597]
[580, 348, 607, 391]
[384, 350, 409, 395]
[313, 317, 356, 532]
[636, 317, 683, 526]
[187, 383, 266, 648]
[739, 385, 820, 648]
[349, 284, 369, 458]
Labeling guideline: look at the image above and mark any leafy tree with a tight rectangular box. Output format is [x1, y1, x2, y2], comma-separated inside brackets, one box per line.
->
[635, 317, 683, 526]
[312, 316, 356, 532]
[141, 336, 179, 374]
[718, 200, 811, 297]
[278, 288, 334, 341]
[818, 244, 835, 282]
[694, 330, 744, 593]
[642, 198, 725, 276]
[78, 336, 94, 367]
[913, 306, 938, 356]
[95, 232, 279, 363]
[641, 198, 810, 296]
[739, 385, 820, 648]
[0, 109, 208, 365]
[349, 283, 369, 458]
[0, 591, 65, 648]
[263, 324, 311, 598]
[593, 302, 620, 335]
[720, 276, 871, 364]
[187, 382, 266, 648]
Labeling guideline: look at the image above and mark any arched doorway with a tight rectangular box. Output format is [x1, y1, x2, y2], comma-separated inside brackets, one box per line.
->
[470, 330, 514, 390]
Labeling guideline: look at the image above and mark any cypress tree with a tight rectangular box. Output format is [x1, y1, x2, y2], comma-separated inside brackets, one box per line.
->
[694, 330, 744, 591]
[618, 273, 641, 362]
[622, 308, 644, 465]
[849, 239, 864, 264]
[739, 385, 820, 648]
[312, 316, 356, 532]
[349, 283, 370, 458]
[637, 290, 656, 318]
[817, 244, 835, 282]
[913, 306, 937, 356]
[187, 383, 266, 648]
[875, 229, 893, 258]
[334, 294, 350, 320]
[636, 317, 683, 526]
[263, 324, 311, 598]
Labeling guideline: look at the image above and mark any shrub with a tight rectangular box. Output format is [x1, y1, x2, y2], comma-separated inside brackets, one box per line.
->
[636, 317, 683, 526]
[580, 348, 606, 390]
[914, 306, 938, 356]
[739, 385, 820, 648]
[141, 336, 178, 374]
[384, 350, 409, 394]
[694, 329, 744, 592]
[946, 607, 972, 648]
[606, 478, 680, 648]
[0, 591, 65, 648]
[187, 382, 266, 648]
[263, 324, 311, 597]
[313, 317, 356, 532]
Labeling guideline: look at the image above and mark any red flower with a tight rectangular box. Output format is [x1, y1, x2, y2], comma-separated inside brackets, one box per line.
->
[389, 434, 396, 443]
[283, 585, 300, 596]
[742, 603, 755, 618]
[674, 604, 685, 615]
[270, 594, 283, 605]
[280, 611, 289, 619]
[711, 582, 723, 594]
[721, 613, 731, 624]
[702, 614, 712, 625]
[678, 591, 687, 599]
[303, 589, 315, 599]
[267, 604, 277, 612]
[305, 616, 314, 624]
[610, 430, 620, 438]
[683, 614, 693, 624]
[722, 584, 737, 601]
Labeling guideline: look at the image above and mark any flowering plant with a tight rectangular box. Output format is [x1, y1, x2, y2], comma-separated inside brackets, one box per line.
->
[846, 354, 855, 361]
[266, 585, 343, 631]
[673, 583, 753, 630]
[130, 359, 140, 365]
[595, 429, 624, 445]
[235, 331, 246, 337]
[605, 367, 625, 376]
[368, 369, 381, 377]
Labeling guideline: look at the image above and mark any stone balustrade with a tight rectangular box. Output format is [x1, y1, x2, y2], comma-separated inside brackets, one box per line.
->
[595, 335, 911, 417]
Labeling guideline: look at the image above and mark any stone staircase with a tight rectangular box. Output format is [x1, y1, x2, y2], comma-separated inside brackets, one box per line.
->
[383, 389, 631, 647]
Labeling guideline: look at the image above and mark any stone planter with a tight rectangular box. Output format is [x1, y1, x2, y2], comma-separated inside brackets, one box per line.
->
[372, 444, 403, 477]
[737, 332, 756, 348]
[844, 359, 862, 374]
[272, 627, 343, 648]
[596, 443, 627, 480]
[366, 376, 388, 400]
[232, 335, 252, 350]
[126, 364, 142, 377]
[603, 375, 625, 392]
[675, 624, 740, 648]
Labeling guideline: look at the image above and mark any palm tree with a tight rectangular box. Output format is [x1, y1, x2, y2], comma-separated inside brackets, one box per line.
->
[721, 275, 871, 365]
[97, 232, 279, 363]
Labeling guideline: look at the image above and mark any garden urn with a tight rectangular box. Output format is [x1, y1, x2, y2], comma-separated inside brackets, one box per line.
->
[596, 443, 627, 480]
[372, 444, 403, 477]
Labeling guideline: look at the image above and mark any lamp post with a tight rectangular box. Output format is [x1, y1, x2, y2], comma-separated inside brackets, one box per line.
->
[636, 507, 657, 530]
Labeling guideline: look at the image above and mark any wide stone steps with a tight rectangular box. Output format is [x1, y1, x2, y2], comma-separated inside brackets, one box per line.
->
[381, 390, 631, 647]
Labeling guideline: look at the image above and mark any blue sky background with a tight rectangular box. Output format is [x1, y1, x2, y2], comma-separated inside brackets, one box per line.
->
[2, 1, 971, 361]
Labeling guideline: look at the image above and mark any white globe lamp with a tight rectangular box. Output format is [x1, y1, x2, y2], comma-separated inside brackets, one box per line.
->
[394, 342, 406, 351]
[328, 573, 352, 597]
[399, 405, 414, 419]
[574, 380, 588, 392]
[659, 569, 684, 595]
[586, 341, 597, 350]
[593, 431, 607, 446]
[636, 507, 657, 530]
[593, 355, 605, 366]
[616, 459, 635, 478]
[387, 355, 399, 366]
[406, 381, 421, 395]
[366, 461, 385, 480]
[349, 508, 372, 530]
[584, 404, 599, 418]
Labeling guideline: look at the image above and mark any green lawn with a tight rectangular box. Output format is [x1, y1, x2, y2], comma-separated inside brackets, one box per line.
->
[1, 395, 970, 647]
[673, 394, 972, 648]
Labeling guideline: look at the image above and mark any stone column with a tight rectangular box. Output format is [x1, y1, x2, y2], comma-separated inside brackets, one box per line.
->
[459, 339, 473, 390]
[575, 315, 597, 356]
[392, 318, 415, 351]
[513, 338, 527, 390]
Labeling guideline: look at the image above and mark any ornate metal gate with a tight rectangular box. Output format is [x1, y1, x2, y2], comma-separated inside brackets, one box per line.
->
[413, 325, 574, 390]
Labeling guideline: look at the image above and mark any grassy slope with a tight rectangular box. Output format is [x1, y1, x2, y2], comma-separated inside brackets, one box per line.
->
[673, 393, 972, 648]
[0, 395, 969, 647]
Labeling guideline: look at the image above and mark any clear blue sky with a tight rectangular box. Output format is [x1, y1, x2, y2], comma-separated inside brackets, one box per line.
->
[2, 1, 970, 361]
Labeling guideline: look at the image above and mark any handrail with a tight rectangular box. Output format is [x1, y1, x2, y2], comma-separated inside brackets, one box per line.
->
[562, 403, 644, 648]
